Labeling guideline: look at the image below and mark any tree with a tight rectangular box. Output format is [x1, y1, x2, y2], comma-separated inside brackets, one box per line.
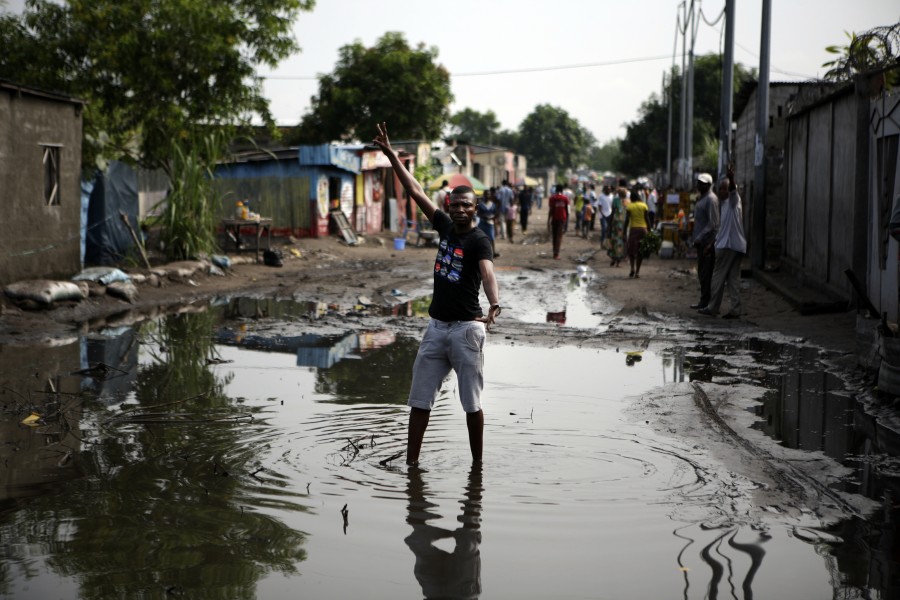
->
[616, 53, 754, 178]
[516, 104, 595, 170]
[587, 139, 621, 172]
[448, 108, 501, 144]
[294, 32, 453, 144]
[0, 0, 312, 172]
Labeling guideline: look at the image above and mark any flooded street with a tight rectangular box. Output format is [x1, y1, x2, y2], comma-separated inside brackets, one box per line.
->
[1, 268, 898, 599]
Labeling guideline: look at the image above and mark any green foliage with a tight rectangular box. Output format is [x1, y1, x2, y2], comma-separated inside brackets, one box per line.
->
[588, 139, 621, 172]
[639, 230, 662, 259]
[823, 24, 900, 87]
[517, 104, 595, 170]
[160, 132, 229, 261]
[616, 54, 755, 178]
[449, 108, 501, 144]
[295, 32, 453, 143]
[0, 0, 313, 171]
[494, 129, 521, 152]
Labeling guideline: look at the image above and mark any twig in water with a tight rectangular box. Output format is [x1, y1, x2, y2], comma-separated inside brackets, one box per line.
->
[378, 451, 404, 466]
[341, 504, 349, 534]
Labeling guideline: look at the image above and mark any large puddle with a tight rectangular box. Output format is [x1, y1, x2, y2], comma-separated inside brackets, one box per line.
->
[0, 303, 897, 598]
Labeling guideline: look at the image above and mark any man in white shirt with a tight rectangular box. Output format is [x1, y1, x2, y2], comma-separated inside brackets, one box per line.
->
[597, 186, 613, 245]
[699, 166, 745, 318]
[646, 186, 658, 230]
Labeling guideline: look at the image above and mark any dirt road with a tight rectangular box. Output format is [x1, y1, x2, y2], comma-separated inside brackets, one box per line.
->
[0, 209, 857, 355]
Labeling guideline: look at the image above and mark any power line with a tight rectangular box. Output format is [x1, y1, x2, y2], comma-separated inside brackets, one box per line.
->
[262, 54, 673, 81]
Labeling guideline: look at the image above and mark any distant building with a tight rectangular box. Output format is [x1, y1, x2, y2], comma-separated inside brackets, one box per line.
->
[0, 80, 84, 285]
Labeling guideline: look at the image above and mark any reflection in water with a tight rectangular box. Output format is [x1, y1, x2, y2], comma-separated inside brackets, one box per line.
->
[683, 335, 900, 598]
[750, 368, 900, 597]
[316, 336, 420, 404]
[216, 296, 429, 322]
[0, 312, 311, 599]
[675, 525, 767, 600]
[405, 465, 483, 600]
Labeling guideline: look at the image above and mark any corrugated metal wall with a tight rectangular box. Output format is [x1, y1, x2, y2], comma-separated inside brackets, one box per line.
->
[868, 90, 900, 321]
[785, 92, 858, 300]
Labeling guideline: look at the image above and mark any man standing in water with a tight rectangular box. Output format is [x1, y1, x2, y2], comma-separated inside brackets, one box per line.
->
[373, 122, 501, 466]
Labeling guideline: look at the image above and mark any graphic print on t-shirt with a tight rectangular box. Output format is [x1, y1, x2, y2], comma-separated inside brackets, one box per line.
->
[435, 239, 464, 283]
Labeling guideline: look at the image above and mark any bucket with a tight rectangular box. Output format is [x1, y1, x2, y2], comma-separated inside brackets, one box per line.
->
[393, 237, 406, 251]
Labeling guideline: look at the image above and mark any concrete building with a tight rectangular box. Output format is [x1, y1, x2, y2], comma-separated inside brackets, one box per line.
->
[0, 80, 84, 285]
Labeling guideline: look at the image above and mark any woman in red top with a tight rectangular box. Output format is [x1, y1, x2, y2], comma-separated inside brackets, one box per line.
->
[547, 184, 570, 259]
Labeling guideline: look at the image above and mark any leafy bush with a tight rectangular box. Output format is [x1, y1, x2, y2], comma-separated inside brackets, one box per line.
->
[639, 230, 662, 259]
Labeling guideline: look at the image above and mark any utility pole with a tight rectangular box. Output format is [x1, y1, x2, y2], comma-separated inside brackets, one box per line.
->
[678, 1, 688, 187]
[718, 0, 736, 178]
[752, 0, 771, 270]
[685, 0, 698, 186]
[667, 8, 681, 188]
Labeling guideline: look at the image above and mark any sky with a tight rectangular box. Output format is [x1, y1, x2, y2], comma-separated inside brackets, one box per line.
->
[260, 0, 898, 144]
[3, 0, 898, 144]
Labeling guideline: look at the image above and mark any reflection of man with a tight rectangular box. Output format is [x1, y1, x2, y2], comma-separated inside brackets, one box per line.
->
[405, 465, 483, 599]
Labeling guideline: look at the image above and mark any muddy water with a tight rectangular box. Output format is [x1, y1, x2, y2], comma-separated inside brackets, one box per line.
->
[0, 309, 894, 598]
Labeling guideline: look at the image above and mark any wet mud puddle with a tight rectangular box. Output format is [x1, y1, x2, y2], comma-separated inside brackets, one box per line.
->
[0, 307, 887, 598]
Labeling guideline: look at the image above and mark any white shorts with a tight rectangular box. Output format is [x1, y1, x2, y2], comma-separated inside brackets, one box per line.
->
[407, 319, 486, 413]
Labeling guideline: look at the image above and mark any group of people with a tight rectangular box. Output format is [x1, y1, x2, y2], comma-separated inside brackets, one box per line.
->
[690, 166, 747, 319]
[545, 180, 658, 279]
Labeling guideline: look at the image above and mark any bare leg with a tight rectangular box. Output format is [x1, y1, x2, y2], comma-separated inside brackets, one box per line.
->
[466, 409, 484, 462]
[407, 407, 430, 465]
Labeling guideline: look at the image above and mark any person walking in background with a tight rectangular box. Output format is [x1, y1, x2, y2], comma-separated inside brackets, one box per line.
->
[433, 179, 451, 213]
[548, 184, 570, 260]
[624, 189, 649, 278]
[494, 180, 514, 241]
[573, 189, 585, 235]
[476, 190, 499, 258]
[584, 184, 598, 232]
[598, 185, 613, 246]
[582, 199, 594, 239]
[691, 173, 720, 310]
[505, 197, 518, 244]
[518, 186, 533, 233]
[563, 183, 575, 232]
[607, 187, 628, 267]
[373, 121, 500, 466]
[534, 182, 544, 210]
[646, 185, 658, 230]
[699, 166, 746, 318]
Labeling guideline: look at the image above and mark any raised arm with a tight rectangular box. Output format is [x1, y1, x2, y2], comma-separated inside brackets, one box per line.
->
[372, 122, 436, 222]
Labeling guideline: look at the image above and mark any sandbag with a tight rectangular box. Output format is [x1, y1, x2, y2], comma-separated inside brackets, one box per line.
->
[4, 280, 88, 305]
[72, 266, 131, 285]
[106, 280, 139, 304]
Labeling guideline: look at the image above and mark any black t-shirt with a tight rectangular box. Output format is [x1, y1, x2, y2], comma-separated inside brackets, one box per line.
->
[429, 211, 494, 322]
